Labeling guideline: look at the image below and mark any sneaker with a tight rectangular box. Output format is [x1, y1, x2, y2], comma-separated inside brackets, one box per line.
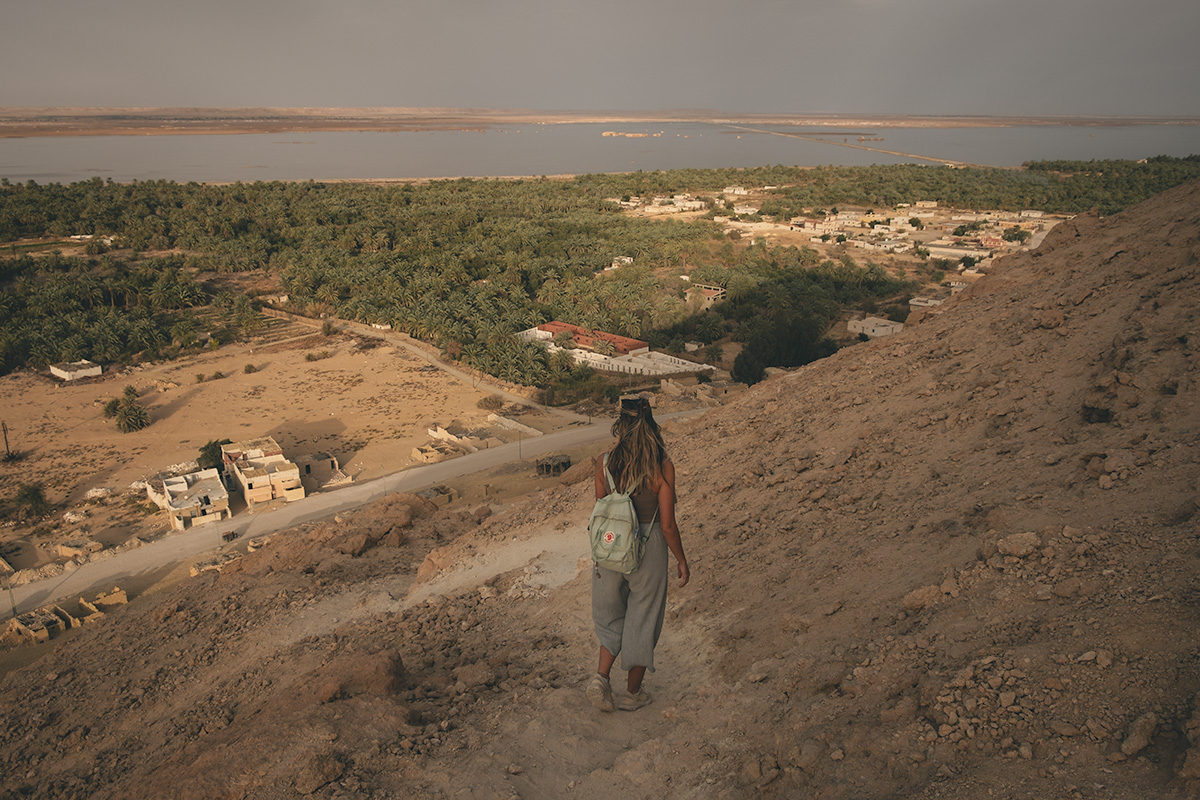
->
[618, 687, 653, 711]
[585, 674, 614, 712]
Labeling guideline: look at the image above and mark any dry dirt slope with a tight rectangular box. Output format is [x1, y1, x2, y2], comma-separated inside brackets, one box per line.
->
[1, 180, 1198, 800]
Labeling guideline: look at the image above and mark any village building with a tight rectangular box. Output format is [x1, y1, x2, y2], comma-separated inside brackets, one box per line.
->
[650, 194, 704, 211]
[519, 323, 714, 377]
[531, 321, 649, 356]
[848, 316, 905, 338]
[909, 296, 946, 309]
[294, 451, 352, 493]
[49, 359, 102, 381]
[221, 437, 305, 512]
[146, 467, 231, 531]
[854, 239, 912, 253]
[686, 282, 727, 311]
[793, 217, 838, 235]
[926, 240, 993, 261]
[723, 186, 749, 196]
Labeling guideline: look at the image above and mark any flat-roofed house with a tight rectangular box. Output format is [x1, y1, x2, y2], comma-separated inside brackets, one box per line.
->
[848, 316, 905, 338]
[153, 468, 230, 531]
[221, 437, 305, 511]
[535, 321, 649, 356]
[50, 359, 102, 381]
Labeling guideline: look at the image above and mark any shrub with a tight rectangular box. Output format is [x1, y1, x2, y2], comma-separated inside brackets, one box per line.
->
[15, 482, 51, 519]
[477, 395, 504, 411]
[210, 371, 224, 380]
[243, 363, 257, 374]
[195, 373, 206, 383]
[321, 320, 339, 336]
[305, 350, 331, 362]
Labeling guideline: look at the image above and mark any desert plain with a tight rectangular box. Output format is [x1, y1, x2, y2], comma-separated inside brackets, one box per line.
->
[0, 317, 570, 574]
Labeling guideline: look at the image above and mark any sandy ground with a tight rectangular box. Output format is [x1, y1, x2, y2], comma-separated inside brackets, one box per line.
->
[0, 325, 553, 570]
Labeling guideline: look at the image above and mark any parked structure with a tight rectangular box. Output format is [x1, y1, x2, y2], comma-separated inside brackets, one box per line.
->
[49, 359, 102, 381]
[221, 437, 305, 511]
[536, 455, 572, 476]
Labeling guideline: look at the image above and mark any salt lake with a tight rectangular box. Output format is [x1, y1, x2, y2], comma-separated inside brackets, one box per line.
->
[0, 122, 1196, 184]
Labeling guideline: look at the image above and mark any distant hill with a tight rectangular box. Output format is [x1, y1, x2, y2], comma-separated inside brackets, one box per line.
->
[1, 180, 1197, 799]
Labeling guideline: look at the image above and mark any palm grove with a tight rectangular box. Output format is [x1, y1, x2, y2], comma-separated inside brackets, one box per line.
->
[1, 156, 1196, 392]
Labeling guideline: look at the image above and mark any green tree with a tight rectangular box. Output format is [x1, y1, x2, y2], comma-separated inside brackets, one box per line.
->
[1003, 225, 1032, 244]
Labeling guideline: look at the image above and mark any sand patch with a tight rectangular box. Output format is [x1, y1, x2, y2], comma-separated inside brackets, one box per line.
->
[0, 331, 506, 568]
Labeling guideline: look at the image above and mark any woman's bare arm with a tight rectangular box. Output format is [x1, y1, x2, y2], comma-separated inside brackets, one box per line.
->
[656, 459, 690, 588]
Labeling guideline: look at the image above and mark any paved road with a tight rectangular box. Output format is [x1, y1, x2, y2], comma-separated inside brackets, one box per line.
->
[10, 419, 618, 615]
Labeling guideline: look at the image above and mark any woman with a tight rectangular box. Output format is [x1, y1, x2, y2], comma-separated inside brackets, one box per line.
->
[586, 397, 689, 712]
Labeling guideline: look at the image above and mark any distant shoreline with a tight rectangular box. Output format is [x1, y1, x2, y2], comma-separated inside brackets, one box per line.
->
[1, 107, 1196, 138]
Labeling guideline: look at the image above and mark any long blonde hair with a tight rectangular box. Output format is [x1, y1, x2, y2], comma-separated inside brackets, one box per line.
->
[607, 397, 666, 494]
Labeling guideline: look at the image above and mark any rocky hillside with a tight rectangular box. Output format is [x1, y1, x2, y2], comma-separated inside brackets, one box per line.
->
[1, 180, 1198, 800]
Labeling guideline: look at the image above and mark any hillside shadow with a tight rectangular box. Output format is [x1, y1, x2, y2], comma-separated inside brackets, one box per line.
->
[266, 418, 353, 466]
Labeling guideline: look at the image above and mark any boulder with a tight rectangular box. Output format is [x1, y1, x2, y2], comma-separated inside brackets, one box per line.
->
[997, 532, 1040, 558]
[453, 662, 495, 689]
[902, 585, 942, 611]
[1121, 712, 1158, 756]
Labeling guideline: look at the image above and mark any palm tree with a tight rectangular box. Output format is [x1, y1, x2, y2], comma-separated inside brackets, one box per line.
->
[115, 386, 150, 433]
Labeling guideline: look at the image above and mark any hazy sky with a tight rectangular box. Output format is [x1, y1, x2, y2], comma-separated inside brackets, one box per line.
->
[3, 0, 1198, 116]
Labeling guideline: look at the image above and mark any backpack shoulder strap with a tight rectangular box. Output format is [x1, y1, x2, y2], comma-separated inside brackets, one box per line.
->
[602, 452, 618, 494]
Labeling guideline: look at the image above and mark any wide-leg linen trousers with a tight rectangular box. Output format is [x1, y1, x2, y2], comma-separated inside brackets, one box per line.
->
[591, 521, 668, 671]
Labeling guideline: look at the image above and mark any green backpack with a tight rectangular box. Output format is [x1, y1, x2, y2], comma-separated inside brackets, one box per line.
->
[588, 455, 656, 574]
